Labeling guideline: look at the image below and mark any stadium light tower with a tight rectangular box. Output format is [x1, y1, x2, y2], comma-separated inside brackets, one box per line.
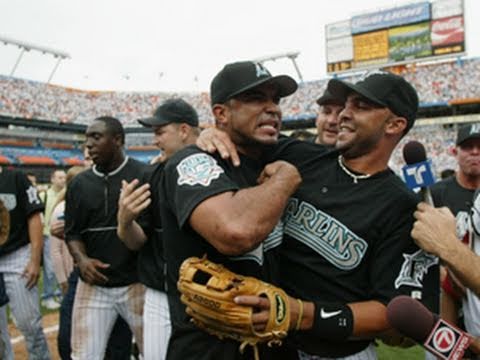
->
[252, 51, 303, 82]
[0, 35, 70, 83]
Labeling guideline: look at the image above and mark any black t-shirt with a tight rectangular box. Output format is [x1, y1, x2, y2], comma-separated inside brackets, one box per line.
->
[0, 168, 44, 256]
[65, 157, 147, 287]
[136, 162, 167, 291]
[431, 176, 475, 215]
[161, 145, 283, 360]
[269, 138, 440, 357]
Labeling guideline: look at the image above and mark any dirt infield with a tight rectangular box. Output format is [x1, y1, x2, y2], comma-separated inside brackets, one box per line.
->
[10, 311, 60, 360]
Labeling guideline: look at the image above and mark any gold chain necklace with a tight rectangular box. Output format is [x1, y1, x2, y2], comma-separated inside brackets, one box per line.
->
[337, 155, 372, 184]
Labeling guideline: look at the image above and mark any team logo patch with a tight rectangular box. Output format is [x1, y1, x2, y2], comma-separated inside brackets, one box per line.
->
[176, 153, 224, 187]
[394, 249, 438, 288]
[0, 194, 17, 210]
[26, 185, 41, 205]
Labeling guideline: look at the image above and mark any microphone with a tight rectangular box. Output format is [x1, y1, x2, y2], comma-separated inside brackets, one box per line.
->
[402, 141, 436, 205]
[387, 295, 473, 359]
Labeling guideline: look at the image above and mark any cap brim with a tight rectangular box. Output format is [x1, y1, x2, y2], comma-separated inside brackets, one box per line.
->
[228, 75, 298, 101]
[316, 93, 343, 106]
[137, 117, 170, 128]
[457, 133, 480, 146]
[327, 79, 387, 107]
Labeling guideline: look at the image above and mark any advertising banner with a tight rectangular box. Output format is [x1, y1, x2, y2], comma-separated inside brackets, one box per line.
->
[351, 2, 430, 34]
[432, 0, 463, 20]
[389, 22, 432, 61]
[326, 20, 351, 39]
[353, 30, 388, 62]
[431, 16, 464, 46]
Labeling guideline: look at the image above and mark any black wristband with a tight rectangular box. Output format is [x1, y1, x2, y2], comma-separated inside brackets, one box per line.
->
[310, 302, 354, 340]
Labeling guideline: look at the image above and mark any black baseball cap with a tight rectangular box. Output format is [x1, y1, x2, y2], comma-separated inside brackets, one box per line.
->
[210, 61, 298, 105]
[138, 98, 199, 127]
[327, 72, 419, 132]
[316, 89, 344, 106]
[456, 123, 480, 146]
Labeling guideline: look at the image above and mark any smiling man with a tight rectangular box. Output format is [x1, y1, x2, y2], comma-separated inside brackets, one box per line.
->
[197, 72, 440, 360]
[314, 89, 344, 147]
[161, 61, 303, 359]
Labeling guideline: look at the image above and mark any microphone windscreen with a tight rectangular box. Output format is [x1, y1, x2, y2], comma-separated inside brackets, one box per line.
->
[386, 295, 436, 343]
[403, 141, 427, 165]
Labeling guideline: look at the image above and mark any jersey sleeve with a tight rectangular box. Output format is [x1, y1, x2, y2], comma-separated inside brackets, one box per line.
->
[15, 171, 43, 217]
[369, 201, 439, 312]
[162, 148, 240, 229]
[64, 178, 85, 243]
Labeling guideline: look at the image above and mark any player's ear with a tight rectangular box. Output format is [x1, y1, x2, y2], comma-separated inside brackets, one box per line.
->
[212, 103, 229, 129]
[385, 115, 407, 136]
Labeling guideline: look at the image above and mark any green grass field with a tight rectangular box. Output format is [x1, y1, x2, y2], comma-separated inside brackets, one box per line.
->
[377, 342, 425, 359]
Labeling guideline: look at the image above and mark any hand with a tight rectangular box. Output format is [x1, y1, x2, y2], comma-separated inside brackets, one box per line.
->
[50, 219, 65, 239]
[60, 281, 68, 295]
[22, 259, 41, 289]
[196, 128, 240, 166]
[411, 203, 457, 257]
[258, 161, 301, 191]
[234, 294, 303, 332]
[118, 179, 151, 227]
[77, 257, 110, 285]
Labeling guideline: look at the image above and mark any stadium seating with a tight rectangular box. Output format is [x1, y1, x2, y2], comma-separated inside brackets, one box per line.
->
[1, 57, 479, 126]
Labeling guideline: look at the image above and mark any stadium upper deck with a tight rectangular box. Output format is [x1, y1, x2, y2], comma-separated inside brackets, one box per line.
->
[1, 58, 479, 126]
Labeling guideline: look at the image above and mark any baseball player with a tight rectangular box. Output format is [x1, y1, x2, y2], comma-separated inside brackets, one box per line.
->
[65, 116, 147, 359]
[161, 61, 302, 359]
[313, 89, 344, 146]
[200, 72, 439, 359]
[117, 98, 201, 360]
[0, 167, 50, 360]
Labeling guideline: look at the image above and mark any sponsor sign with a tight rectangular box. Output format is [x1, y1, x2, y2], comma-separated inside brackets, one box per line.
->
[351, 2, 430, 34]
[432, 0, 463, 20]
[389, 22, 432, 61]
[353, 30, 388, 62]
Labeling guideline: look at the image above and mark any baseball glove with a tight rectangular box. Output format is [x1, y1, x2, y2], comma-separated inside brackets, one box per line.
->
[178, 256, 291, 359]
[0, 199, 10, 246]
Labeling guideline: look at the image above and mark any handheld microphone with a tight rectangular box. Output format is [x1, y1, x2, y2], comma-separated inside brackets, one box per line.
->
[387, 295, 473, 359]
[402, 141, 436, 205]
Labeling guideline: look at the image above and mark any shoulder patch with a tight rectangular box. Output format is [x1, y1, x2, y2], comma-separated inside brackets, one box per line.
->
[176, 153, 224, 187]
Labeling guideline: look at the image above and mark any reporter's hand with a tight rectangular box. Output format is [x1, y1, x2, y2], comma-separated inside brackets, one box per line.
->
[196, 128, 240, 166]
[411, 203, 457, 257]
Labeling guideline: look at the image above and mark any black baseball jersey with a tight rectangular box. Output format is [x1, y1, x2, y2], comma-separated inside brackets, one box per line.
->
[0, 168, 44, 256]
[431, 176, 474, 215]
[267, 138, 439, 357]
[65, 157, 147, 287]
[161, 145, 283, 360]
[136, 162, 167, 291]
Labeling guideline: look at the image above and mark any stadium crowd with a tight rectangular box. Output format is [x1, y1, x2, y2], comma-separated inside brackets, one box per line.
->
[1, 58, 480, 125]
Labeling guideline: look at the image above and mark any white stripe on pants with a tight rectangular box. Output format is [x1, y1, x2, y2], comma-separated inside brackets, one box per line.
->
[298, 343, 377, 360]
[0, 245, 50, 360]
[143, 287, 171, 360]
[71, 279, 145, 360]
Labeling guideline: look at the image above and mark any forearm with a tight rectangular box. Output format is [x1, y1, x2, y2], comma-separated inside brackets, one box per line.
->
[117, 220, 147, 250]
[440, 241, 480, 297]
[66, 239, 88, 265]
[27, 213, 43, 265]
